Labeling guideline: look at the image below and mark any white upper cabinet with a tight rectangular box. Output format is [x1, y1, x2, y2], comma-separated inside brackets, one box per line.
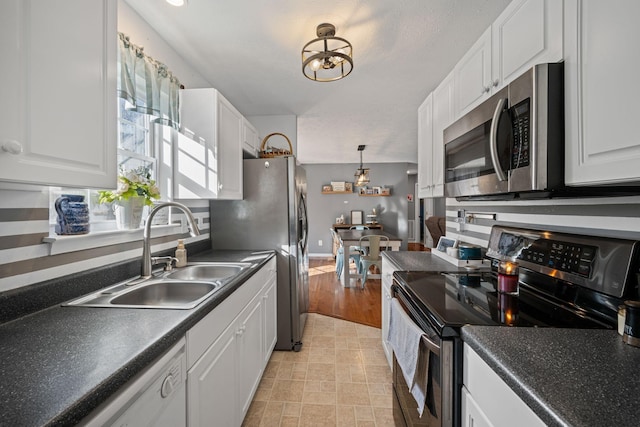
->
[455, 27, 493, 117]
[564, 0, 640, 185]
[0, 0, 117, 189]
[492, 0, 563, 88]
[431, 70, 455, 198]
[454, 0, 563, 119]
[242, 118, 259, 159]
[417, 93, 434, 199]
[176, 88, 243, 200]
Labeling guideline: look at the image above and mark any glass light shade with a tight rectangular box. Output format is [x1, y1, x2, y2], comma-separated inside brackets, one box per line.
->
[355, 169, 370, 186]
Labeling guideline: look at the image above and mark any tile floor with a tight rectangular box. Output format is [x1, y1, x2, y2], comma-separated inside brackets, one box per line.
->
[242, 313, 395, 426]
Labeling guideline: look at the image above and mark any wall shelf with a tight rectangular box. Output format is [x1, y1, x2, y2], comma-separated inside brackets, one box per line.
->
[322, 190, 352, 194]
[358, 193, 390, 197]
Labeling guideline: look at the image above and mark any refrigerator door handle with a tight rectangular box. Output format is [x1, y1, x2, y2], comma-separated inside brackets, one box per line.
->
[298, 193, 309, 250]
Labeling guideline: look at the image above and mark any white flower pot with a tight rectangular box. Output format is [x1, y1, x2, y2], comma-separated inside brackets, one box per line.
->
[114, 197, 146, 230]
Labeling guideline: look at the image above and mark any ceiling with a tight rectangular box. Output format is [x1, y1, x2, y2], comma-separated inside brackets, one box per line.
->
[125, 0, 511, 165]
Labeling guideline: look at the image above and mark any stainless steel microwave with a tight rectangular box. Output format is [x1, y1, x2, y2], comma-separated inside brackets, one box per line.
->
[443, 62, 564, 199]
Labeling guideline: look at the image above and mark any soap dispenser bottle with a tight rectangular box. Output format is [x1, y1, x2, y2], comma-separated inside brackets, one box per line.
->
[175, 239, 187, 267]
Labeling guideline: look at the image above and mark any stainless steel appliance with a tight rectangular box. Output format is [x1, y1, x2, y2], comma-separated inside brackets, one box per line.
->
[209, 157, 309, 351]
[391, 225, 640, 426]
[444, 63, 564, 200]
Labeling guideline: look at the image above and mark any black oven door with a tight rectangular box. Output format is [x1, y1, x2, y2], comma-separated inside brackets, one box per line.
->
[392, 282, 454, 427]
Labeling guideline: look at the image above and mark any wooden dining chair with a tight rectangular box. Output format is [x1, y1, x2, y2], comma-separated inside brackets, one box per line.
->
[358, 235, 390, 287]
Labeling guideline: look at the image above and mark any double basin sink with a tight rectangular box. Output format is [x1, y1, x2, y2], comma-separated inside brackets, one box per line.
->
[65, 262, 252, 310]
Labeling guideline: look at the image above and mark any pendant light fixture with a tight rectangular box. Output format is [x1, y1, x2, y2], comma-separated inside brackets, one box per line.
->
[301, 23, 353, 82]
[354, 145, 370, 187]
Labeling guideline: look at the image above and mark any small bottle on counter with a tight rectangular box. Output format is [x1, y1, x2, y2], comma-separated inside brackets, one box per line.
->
[175, 239, 187, 267]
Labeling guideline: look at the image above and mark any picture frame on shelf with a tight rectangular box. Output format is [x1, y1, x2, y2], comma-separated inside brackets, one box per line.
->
[358, 186, 367, 195]
[373, 186, 382, 195]
[322, 185, 332, 192]
[345, 182, 353, 192]
[350, 210, 363, 225]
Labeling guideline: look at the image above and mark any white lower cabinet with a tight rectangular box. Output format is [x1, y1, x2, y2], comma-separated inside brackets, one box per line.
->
[381, 257, 394, 368]
[462, 344, 545, 427]
[186, 258, 276, 426]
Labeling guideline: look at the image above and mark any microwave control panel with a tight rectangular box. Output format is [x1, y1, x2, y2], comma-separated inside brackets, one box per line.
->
[510, 99, 530, 169]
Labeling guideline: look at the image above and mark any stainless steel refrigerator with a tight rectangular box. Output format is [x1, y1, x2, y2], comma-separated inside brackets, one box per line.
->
[209, 157, 309, 351]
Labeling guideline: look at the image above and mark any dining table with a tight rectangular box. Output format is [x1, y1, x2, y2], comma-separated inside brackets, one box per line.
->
[337, 229, 402, 287]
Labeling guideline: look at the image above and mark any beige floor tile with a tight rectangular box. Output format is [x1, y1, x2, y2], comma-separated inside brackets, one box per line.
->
[299, 403, 337, 426]
[247, 314, 392, 427]
[373, 407, 395, 425]
[307, 363, 337, 381]
[283, 402, 302, 417]
[271, 380, 305, 402]
[337, 405, 357, 426]
[303, 390, 337, 405]
[335, 349, 363, 365]
[337, 382, 371, 406]
[364, 365, 392, 384]
[353, 405, 374, 421]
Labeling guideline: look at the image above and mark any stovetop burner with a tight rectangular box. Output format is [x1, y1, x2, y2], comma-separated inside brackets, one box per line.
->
[393, 270, 615, 337]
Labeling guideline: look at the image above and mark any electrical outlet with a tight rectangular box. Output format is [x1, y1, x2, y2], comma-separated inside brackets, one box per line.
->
[318, 240, 323, 247]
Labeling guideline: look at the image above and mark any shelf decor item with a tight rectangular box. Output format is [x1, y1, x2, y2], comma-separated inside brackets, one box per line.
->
[54, 194, 90, 235]
[98, 167, 160, 229]
[259, 133, 292, 158]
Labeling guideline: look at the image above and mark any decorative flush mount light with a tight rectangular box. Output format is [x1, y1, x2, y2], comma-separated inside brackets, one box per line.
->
[301, 23, 353, 82]
[354, 145, 370, 187]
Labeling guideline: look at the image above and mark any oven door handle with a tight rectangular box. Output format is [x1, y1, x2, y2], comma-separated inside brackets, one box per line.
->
[421, 334, 441, 356]
[489, 97, 508, 182]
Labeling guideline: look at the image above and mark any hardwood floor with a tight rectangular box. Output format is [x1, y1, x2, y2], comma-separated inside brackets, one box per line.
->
[308, 245, 429, 329]
[308, 257, 382, 328]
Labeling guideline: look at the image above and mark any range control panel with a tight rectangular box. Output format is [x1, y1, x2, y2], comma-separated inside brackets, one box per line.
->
[518, 240, 597, 278]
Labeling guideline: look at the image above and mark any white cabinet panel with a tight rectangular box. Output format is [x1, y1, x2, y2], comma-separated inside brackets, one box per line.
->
[177, 88, 243, 200]
[0, 0, 117, 188]
[237, 296, 264, 419]
[381, 257, 393, 368]
[417, 94, 434, 199]
[463, 344, 545, 427]
[262, 273, 278, 366]
[242, 118, 259, 158]
[461, 387, 494, 427]
[188, 323, 237, 427]
[492, 0, 563, 87]
[432, 71, 455, 198]
[565, 0, 640, 185]
[455, 27, 492, 117]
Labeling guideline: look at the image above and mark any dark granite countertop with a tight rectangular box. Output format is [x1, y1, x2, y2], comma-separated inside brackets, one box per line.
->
[382, 250, 490, 272]
[0, 250, 274, 427]
[462, 326, 640, 427]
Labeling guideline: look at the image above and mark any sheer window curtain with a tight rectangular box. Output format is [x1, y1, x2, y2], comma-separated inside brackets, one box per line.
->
[117, 32, 181, 129]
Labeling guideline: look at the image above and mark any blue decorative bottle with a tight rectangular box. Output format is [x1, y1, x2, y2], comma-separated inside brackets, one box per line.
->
[54, 195, 90, 235]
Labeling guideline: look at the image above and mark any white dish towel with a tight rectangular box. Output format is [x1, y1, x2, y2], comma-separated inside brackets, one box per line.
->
[388, 297, 427, 414]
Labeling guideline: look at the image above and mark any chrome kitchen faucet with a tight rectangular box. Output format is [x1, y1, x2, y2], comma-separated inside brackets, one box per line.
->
[141, 202, 201, 278]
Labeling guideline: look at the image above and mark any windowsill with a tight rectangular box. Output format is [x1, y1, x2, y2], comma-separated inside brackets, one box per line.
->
[43, 224, 185, 255]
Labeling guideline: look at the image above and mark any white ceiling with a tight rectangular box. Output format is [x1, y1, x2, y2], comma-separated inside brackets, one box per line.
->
[125, 0, 511, 164]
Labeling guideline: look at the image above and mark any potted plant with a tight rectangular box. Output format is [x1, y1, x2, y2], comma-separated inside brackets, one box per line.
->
[98, 167, 161, 229]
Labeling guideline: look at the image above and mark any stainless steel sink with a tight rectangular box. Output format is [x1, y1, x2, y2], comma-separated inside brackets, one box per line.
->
[166, 262, 251, 281]
[63, 261, 254, 309]
[64, 279, 221, 309]
[110, 281, 219, 308]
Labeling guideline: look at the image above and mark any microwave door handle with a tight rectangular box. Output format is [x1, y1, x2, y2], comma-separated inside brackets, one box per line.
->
[489, 98, 508, 182]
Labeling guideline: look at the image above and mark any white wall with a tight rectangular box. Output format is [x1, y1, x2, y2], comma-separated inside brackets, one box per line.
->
[246, 115, 297, 155]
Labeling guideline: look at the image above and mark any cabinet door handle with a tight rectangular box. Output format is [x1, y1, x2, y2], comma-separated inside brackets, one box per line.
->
[493, 79, 499, 87]
[1, 140, 23, 155]
[218, 183, 223, 190]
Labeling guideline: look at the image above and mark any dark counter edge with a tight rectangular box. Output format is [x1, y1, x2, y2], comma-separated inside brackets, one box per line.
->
[0, 241, 275, 426]
[461, 327, 566, 427]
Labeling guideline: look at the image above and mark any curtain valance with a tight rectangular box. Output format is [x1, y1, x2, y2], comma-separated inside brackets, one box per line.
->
[117, 32, 181, 129]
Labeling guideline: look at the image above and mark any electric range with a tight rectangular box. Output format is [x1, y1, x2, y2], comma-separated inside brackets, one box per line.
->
[390, 225, 640, 427]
